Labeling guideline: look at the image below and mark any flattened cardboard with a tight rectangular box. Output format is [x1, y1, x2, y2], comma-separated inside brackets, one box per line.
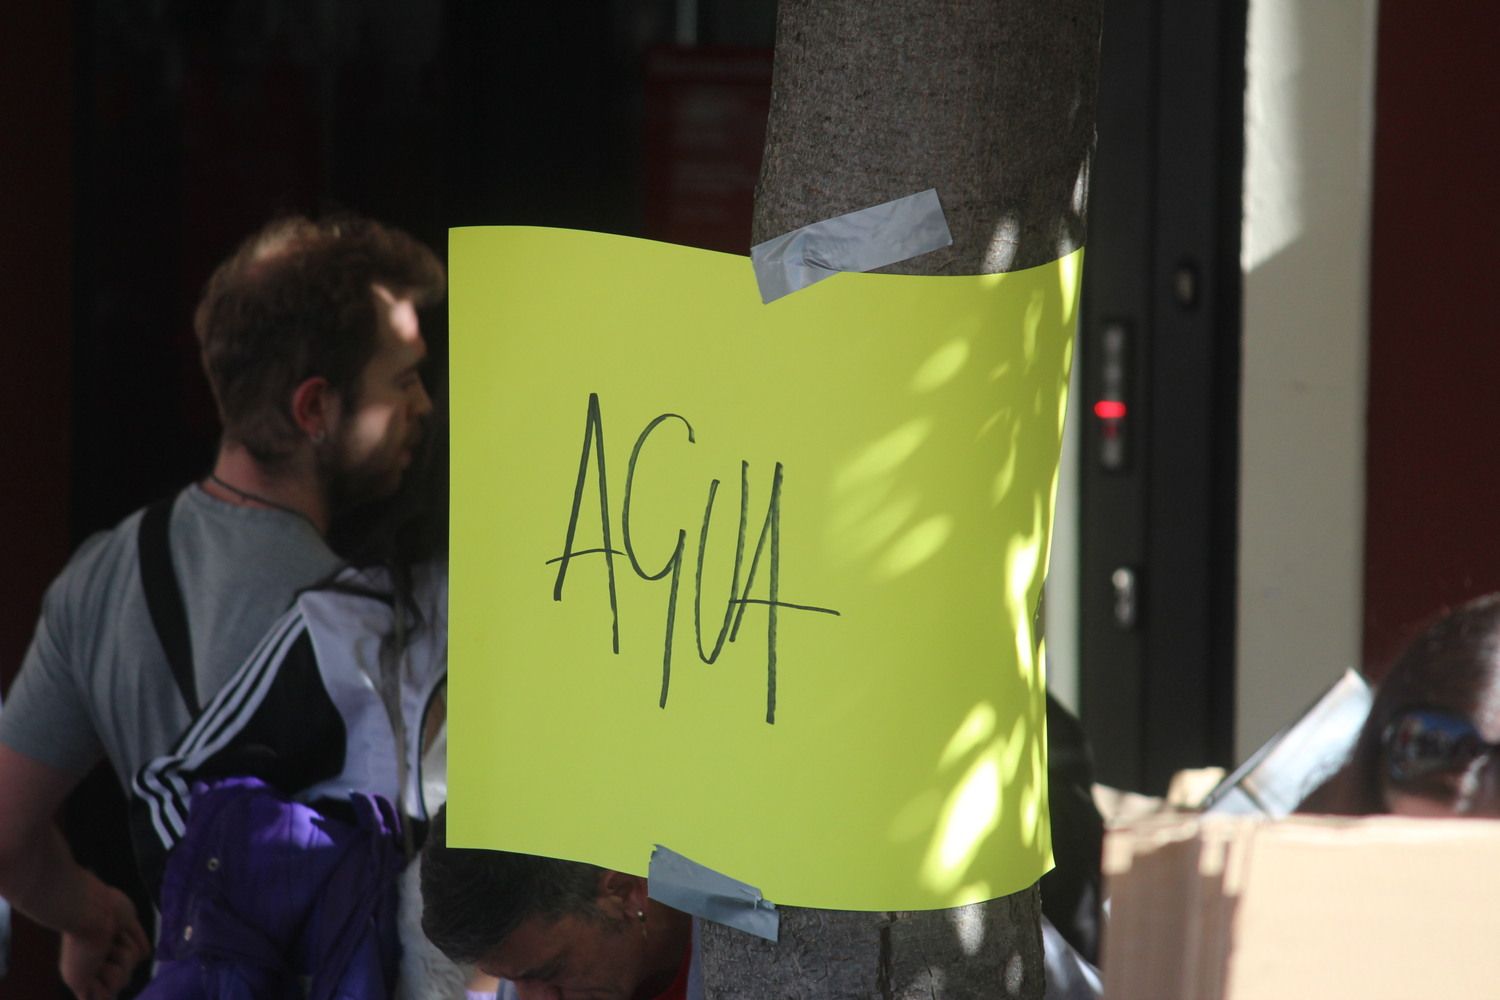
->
[1104, 814, 1500, 1000]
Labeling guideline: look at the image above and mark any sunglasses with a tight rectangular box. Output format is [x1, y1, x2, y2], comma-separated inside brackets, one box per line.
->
[1382, 709, 1500, 784]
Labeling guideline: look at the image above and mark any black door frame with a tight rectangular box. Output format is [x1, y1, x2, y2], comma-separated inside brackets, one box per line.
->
[1077, 0, 1246, 794]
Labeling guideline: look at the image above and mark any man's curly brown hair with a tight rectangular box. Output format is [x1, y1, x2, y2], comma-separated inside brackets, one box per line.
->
[195, 213, 444, 465]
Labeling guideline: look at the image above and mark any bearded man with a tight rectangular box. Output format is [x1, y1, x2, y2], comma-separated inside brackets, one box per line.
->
[0, 213, 444, 1000]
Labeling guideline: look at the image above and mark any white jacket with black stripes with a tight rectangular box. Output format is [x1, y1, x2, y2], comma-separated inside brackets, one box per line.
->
[131, 560, 449, 881]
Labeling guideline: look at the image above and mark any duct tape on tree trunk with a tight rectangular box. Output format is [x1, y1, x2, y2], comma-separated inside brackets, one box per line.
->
[447, 225, 1081, 912]
[749, 189, 953, 303]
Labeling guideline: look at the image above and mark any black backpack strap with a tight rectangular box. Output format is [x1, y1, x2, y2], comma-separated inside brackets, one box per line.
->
[137, 496, 199, 714]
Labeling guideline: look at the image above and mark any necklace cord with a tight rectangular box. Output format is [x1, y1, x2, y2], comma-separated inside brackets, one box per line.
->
[206, 473, 308, 521]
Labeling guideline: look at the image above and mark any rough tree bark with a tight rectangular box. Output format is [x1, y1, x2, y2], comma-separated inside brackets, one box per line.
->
[700, 2, 1102, 997]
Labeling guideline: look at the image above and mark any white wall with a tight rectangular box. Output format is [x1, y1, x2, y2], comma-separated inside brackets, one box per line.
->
[1045, 356, 1082, 715]
[1235, 0, 1379, 759]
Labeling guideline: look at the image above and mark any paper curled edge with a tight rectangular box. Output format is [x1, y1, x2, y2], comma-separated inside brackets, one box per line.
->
[648, 844, 780, 942]
[749, 189, 953, 304]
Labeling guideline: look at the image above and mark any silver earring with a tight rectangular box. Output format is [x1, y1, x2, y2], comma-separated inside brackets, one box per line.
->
[311, 431, 326, 445]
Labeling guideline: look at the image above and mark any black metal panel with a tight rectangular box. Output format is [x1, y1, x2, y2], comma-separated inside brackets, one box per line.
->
[1079, 0, 1244, 794]
[1077, 0, 1157, 789]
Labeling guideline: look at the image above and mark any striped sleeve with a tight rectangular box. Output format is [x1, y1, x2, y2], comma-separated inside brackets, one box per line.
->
[131, 600, 346, 860]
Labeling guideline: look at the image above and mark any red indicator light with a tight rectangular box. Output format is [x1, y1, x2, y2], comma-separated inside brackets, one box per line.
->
[1093, 400, 1127, 420]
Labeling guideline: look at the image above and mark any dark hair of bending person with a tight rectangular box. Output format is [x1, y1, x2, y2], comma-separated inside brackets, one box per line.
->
[420, 807, 694, 1000]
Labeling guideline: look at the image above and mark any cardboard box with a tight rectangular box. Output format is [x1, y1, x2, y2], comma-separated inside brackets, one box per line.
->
[1102, 814, 1500, 999]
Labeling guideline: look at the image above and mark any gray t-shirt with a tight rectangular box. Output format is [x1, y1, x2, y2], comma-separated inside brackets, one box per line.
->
[0, 484, 342, 788]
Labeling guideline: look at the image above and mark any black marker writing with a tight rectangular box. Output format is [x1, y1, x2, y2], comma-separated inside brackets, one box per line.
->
[548, 393, 839, 724]
[551, 393, 621, 652]
[623, 413, 692, 713]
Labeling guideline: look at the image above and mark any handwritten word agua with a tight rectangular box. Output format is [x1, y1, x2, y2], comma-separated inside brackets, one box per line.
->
[548, 393, 839, 724]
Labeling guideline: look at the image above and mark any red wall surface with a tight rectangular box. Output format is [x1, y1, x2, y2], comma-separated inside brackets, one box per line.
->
[1363, 1, 1500, 676]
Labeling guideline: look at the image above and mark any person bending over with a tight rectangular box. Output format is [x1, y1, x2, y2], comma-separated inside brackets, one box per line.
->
[420, 807, 697, 1000]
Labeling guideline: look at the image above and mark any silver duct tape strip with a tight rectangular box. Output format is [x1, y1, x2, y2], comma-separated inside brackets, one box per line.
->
[749, 188, 953, 303]
[648, 844, 780, 942]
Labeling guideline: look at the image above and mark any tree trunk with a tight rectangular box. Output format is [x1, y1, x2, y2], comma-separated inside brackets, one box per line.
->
[753, 0, 1100, 272]
[700, 2, 1102, 997]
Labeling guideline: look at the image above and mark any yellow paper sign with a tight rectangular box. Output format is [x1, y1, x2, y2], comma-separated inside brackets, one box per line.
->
[448, 226, 1079, 911]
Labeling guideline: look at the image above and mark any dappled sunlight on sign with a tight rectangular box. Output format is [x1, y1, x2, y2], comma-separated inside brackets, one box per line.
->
[999, 710, 1030, 785]
[827, 418, 933, 564]
[991, 448, 1020, 505]
[1055, 338, 1075, 436]
[875, 514, 954, 580]
[448, 228, 1080, 910]
[831, 418, 932, 494]
[1022, 289, 1046, 365]
[939, 701, 997, 770]
[923, 755, 1002, 894]
[830, 492, 921, 561]
[887, 787, 945, 844]
[911, 338, 973, 394]
[1021, 732, 1046, 839]
[1006, 513, 1046, 678]
[1058, 250, 1082, 327]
